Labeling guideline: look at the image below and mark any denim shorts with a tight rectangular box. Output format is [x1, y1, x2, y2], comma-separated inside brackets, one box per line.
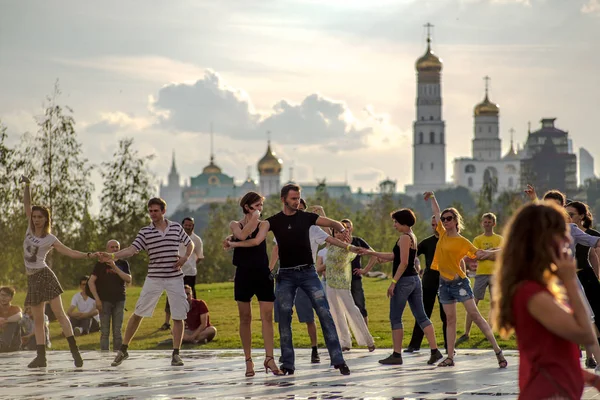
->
[439, 277, 474, 305]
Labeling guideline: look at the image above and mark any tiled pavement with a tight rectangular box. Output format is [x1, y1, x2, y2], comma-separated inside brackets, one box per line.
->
[1, 349, 598, 399]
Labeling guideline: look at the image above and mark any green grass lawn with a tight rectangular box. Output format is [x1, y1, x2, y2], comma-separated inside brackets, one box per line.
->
[12, 277, 516, 351]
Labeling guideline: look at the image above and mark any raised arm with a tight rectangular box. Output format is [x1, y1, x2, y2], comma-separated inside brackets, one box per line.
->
[53, 240, 96, 260]
[229, 211, 261, 240]
[316, 216, 345, 233]
[424, 192, 441, 224]
[20, 175, 32, 220]
[324, 235, 360, 252]
[524, 184, 538, 203]
[228, 221, 270, 248]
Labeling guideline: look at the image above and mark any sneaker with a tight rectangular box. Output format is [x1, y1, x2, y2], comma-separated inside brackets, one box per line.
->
[111, 350, 129, 366]
[73, 327, 83, 336]
[342, 347, 351, 352]
[159, 323, 171, 331]
[378, 353, 403, 365]
[311, 348, 321, 363]
[334, 363, 351, 375]
[586, 357, 598, 369]
[403, 346, 420, 353]
[171, 353, 184, 366]
[368, 345, 376, 352]
[427, 349, 444, 365]
[455, 334, 469, 346]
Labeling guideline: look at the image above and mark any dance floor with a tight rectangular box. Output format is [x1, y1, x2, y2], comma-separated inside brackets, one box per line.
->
[1, 349, 598, 399]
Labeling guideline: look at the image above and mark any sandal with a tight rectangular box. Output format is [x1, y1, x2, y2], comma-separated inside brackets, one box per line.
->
[245, 357, 255, 377]
[496, 350, 508, 369]
[264, 356, 284, 376]
[438, 357, 455, 367]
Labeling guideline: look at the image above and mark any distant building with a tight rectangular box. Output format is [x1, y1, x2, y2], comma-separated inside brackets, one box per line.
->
[258, 141, 282, 197]
[405, 25, 448, 196]
[453, 78, 523, 194]
[580, 147, 595, 186]
[159, 151, 183, 216]
[520, 118, 577, 197]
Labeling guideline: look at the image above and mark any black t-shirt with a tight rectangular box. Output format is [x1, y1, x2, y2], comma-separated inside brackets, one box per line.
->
[576, 228, 600, 279]
[91, 260, 130, 303]
[417, 235, 439, 271]
[267, 210, 319, 268]
[351, 237, 371, 280]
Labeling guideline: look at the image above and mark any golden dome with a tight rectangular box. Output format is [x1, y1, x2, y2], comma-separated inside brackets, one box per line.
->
[474, 94, 499, 117]
[416, 39, 442, 72]
[202, 156, 222, 174]
[257, 142, 282, 175]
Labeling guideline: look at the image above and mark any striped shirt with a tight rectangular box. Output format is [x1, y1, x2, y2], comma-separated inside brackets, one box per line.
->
[132, 220, 192, 279]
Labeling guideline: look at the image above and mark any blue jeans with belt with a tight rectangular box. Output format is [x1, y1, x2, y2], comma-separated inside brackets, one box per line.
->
[276, 265, 345, 370]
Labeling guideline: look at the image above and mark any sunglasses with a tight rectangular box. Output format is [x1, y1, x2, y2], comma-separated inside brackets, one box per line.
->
[441, 216, 454, 222]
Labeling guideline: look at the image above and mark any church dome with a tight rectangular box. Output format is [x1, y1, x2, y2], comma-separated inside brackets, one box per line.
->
[474, 95, 499, 117]
[416, 39, 442, 73]
[202, 156, 222, 174]
[257, 142, 282, 175]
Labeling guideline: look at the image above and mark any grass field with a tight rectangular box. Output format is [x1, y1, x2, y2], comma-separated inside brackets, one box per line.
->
[11, 277, 516, 352]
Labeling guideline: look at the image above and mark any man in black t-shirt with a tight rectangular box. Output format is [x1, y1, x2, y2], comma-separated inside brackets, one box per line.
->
[236, 184, 359, 375]
[341, 219, 373, 326]
[88, 240, 131, 351]
[405, 216, 447, 353]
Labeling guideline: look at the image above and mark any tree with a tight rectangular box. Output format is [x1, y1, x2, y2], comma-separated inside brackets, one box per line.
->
[20, 81, 94, 237]
[98, 137, 156, 283]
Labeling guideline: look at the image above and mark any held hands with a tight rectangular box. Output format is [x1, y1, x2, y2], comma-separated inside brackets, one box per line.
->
[98, 252, 111, 263]
[353, 268, 367, 276]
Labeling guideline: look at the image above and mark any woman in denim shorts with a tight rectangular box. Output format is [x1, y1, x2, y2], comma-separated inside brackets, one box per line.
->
[423, 192, 507, 368]
[360, 208, 443, 366]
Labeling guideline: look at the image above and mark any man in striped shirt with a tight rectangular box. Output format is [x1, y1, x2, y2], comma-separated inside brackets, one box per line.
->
[101, 198, 194, 367]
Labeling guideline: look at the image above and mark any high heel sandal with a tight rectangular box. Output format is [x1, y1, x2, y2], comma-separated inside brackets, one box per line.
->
[245, 357, 255, 377]
[496, 350, 508, 369]
[264, 356, 284, 376]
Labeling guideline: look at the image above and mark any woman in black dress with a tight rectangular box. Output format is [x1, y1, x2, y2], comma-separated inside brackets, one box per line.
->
[566, 200, 600, 370]
[225, 191, 282, 377]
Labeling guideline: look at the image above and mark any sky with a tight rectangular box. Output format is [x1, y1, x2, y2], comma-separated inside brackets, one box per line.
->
[1, 0, 599, 211]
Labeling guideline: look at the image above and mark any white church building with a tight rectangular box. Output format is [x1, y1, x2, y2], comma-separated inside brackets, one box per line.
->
[452, 78, 523, 193]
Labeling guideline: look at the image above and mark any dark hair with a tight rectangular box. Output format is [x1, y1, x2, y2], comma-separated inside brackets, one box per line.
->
[181, 217, 195, 225]
[482, 212, 497, 224]
[0, 286, 15, 298]
[148, 197, 167, 211]
[30, 205, 52, 235]
[299, 198, 307, 209]
[239, 191, 264, 214]
[341, 218, 353, 229]
[391, 208, 416, 227]
[79, 276, 89, 284]
[566, 201, 593, 229]
[280, 183, 301, 199]
[543, 190, 566, 207]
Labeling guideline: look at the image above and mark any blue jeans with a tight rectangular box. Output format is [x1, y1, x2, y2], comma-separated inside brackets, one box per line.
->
[100, 300, 125, 351]
[390, 275, 432, 331]
[276, 266, 344, 370]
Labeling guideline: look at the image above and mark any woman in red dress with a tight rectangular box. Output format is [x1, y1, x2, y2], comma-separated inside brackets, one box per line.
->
[493, 202, 600, 399]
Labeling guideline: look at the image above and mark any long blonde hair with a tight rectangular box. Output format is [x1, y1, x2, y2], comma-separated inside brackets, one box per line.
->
[492, 202, 568, 338]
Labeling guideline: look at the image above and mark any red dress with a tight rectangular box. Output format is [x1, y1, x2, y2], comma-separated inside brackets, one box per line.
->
[513, 281, 584, 399]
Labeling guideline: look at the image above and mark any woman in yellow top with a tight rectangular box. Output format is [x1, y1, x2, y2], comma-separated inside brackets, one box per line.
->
[424, 192, 506, 368]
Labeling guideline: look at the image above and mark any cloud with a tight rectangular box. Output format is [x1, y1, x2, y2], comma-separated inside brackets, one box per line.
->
[84, 112, 152, 134]
[582, 0, 600, 14]
[353, 168, 385, 181]
[150, 69, 377, 150]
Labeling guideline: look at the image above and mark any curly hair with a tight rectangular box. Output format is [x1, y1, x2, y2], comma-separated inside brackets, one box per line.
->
[492, 202, 568, 339]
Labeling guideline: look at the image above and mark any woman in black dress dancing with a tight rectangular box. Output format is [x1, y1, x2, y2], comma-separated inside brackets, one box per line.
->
[20, 176, 98, 368]
[224, 191, 282, 377]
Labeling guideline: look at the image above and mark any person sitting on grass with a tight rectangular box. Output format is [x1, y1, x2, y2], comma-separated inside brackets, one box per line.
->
[67, 276, 100, 336]
[20, 306, 51, 350]
[182, 285, 216, 344]
[0, 286, 22, 352]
